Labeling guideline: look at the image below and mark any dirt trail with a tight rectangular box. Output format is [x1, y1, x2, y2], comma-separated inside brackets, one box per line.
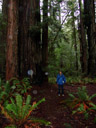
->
[30, 83, 96, 128]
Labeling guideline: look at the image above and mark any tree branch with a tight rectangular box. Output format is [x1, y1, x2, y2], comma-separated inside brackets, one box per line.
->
[53, 11, 70, 43]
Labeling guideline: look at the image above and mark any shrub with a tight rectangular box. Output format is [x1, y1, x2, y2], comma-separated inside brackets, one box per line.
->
[68, 86, 96, 117]
[0, 94, 50, 127]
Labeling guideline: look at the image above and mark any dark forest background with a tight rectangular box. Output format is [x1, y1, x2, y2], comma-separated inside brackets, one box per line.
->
[0, 0, 96, 83]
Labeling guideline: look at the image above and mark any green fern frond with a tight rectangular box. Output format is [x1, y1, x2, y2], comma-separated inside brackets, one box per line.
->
[6, 104, 18, 118]
[5, 125, 17, 128]
[24, 98, 45, 121]
[68, 93, 75, 99]
[22, 105, 31, 119]
[2, 95, 46, 127]
[6, 98, 18, 118]
[16, 94, 23, 117]
[0, 104, 14, 122]
[26, 95, 31, 105]
[4, 81, 11, 94]
[32, 98, 45, 110]
[31, 118, 51, 125]
[89, 94, 96, 100]
[22, 95, 31, 118]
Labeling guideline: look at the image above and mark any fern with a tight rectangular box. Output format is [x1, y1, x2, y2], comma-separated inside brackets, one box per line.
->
[5, 125, 17, 128]
[77, 86, 89, 101]
[89, 103, 96, 110]
[16, 94, 23, 117]
[0, 80, 11, 105]
[68, 86, 96, 118]
[68, 93, 75, 99]
[24, 98, 46, 121]
[30, 118, 51, 125]
[4, 81, 11, 94]
[2, 95, 46, 127]
[22, 95, 31, 118]
[6, 104, 18, 119]
[89, 94, 96, 100]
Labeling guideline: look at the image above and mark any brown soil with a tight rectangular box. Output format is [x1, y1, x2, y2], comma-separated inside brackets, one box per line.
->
[1, 83, 96, 128]
[30, 83, 96, 128]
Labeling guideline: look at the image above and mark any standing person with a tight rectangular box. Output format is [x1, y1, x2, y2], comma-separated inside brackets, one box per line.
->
[56, 71, 66, 96]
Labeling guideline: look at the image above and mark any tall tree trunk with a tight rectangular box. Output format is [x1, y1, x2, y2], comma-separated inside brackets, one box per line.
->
[79, 0, 87, 75]
[42, 0, 48, 83]
[73, 19, 78, 71]
[6, 0, 18, 80]
[18, 0, 41, 79]
[84, 0, 96, 76]
[2, 0, 8, 45]
[18, 0, 31, 77]
[0, 0, 8, 76]
[72, 10, 78, 71]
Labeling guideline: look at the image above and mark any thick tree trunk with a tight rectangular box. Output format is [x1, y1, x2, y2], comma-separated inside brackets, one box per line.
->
[79, 0, 87, 75]
[84, 0, 96, 76]
[18, 0, 41, 79]
[18, 0, 31, 77]
[6, 0, 18, 80]
[42, 0, 48, 83]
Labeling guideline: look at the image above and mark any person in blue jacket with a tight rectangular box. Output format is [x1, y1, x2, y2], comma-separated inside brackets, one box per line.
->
[56, 71, 66, 96]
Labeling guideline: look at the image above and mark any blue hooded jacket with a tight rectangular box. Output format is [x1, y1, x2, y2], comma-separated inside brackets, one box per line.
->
[57, 74, 66, 85]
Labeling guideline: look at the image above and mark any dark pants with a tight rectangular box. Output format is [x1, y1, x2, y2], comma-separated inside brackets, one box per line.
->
[58, 84, 64, 94]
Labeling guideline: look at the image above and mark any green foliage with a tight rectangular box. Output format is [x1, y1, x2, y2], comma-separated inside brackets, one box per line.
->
[89, 103, 96, 111]
[48, 77, 56, 84]
[49, 76, 96, 84]
[0, 79, 11, 105]
[67, 76, 81, 83]
[67, 86, 96, 119]
[69, 86, 96, 102]
[0, 77, 32, 106]
[0, 77, 33, 108]
[1, 94, 46, 127]
[30, 118, 51, 126]
[18, 78, 32, 94]
[64, 123, 72, 128]
[72, 103, 89, 120]
[5, 126, 17, 128]
[77, 86, 89, 101]
[10, 77, 32, 95]
[48, 0, 80, 78]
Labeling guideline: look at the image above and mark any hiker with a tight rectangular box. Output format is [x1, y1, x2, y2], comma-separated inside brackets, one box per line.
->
[56, 71, 66, 96]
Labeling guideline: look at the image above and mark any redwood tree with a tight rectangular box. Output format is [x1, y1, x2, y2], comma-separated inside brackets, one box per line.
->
[79, 0, 87, 75]
[18, 0, 41, 78]
[84, 0, 96, 76]
[6, 0, 19, 80]
[42, 0, 48, 82]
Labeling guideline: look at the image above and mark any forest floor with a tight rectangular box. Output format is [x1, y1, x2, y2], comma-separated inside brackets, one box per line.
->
[30, 83, 96, 128]
[1, 83, 96, 128]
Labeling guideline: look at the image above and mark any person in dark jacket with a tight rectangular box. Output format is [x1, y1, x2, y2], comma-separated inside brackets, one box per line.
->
[56, 71, 66, 96]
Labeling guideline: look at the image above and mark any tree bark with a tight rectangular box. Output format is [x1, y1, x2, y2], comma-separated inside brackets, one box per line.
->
[0, 0, 8, 76]
[18, 0, 41, 78]
[42, 0, 48, 83]
[6, 0, 18, 80]
[79, 0, 87, 75]
[84, 0, 96, 76]
[71, 9, 78, 71]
